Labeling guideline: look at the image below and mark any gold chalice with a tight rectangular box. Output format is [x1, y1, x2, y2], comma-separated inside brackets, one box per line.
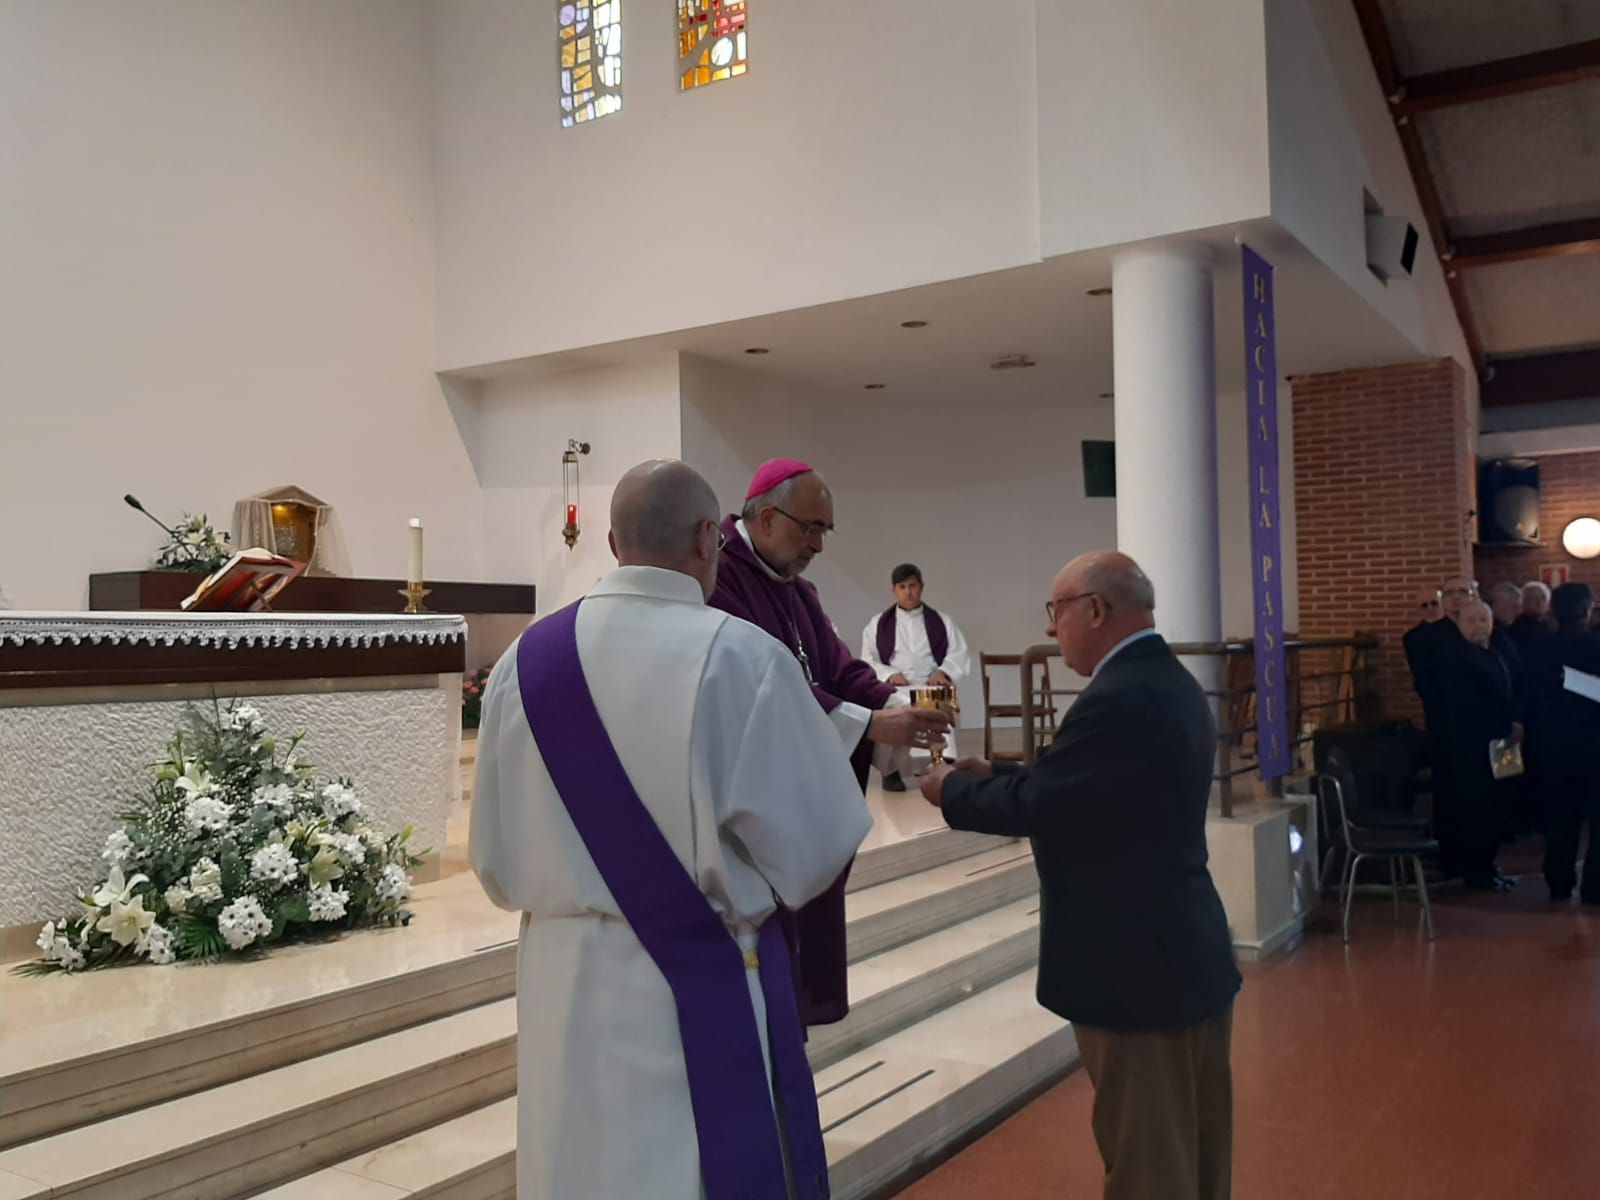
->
[909, 684, 959, 766]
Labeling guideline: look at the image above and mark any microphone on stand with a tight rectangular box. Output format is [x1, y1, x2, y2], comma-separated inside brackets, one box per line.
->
[124, 494, 178, 538]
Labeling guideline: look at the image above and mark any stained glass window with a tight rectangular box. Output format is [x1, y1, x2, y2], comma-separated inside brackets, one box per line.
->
[559, 1, 622, 127]
[677, 0, 747, 91]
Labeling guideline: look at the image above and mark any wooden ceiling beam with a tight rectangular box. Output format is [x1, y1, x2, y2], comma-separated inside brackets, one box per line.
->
[1395, 38, 1600, 116]
[1350, 0, 1487, 370]
[1451, 218, 1600, 268]
[1482, 347, 1600, 407]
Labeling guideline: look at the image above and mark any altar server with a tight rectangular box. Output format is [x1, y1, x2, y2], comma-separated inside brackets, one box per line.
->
[470, 459, 872, 1200]
[860, 563, 972, 790]
[710, 458, 950, 1024]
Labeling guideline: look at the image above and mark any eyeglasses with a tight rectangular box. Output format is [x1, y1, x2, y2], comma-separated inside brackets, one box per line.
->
[1442, 584, 1479, 598]
[770, 506, 833, 540]
[1419, 598, 1442, 611]
[704, 522, 728, 552]
[1046, 593, 1103, 623]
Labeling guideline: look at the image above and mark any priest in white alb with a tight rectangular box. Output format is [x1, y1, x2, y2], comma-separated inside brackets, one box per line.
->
[860, 563, 972, 791]
[469, 460, 871, 1200]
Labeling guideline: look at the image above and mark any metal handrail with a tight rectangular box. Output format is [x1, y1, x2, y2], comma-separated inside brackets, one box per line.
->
[1015, 637, 1382, 818]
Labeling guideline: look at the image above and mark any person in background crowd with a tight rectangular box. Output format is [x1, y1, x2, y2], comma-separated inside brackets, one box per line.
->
[1510, 581, 1555, 652]
[1527, 583, 1600, 905]
[1437, 599, 1521, 891]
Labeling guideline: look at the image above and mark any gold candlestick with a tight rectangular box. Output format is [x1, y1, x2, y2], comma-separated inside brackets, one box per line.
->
[398, 582, 432, 614]
[910, 684, 959, 766]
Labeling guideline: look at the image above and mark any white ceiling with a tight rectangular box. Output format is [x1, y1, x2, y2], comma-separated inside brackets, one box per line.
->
[447, 223, 1428, 405]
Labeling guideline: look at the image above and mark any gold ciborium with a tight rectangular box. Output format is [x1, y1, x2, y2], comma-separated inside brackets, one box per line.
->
[909, 684, 959, 766]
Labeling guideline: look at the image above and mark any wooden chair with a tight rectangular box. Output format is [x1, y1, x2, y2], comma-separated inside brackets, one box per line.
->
[980, 652, 1060, 763]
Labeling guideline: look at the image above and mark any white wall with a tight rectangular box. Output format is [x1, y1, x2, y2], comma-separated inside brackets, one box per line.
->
[1265, 0, 1473, 375]
[469, 355, 684, 618]
[431, 0, 1042, 372]
[0, 1, 484, 611]
[683, 355, 1118, 719]
[680, 357, 1296, 709]
[1035, 0, 1272, 257]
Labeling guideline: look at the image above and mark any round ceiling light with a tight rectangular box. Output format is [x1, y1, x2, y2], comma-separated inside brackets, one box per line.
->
[1562, 516, 1600, 560]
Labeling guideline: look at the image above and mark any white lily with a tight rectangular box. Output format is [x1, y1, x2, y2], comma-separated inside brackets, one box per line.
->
[174, 759, 214, 800]
[91, 864, 149, 909]
[307, 845, 346, 886]
[97, 894, 156, 947]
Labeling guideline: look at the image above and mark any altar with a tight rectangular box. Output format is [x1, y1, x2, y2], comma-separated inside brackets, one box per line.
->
[0, 611, 467, 954]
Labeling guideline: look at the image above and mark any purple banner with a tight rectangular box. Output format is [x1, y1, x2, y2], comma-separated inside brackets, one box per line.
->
[1243, 245, 1290, 780]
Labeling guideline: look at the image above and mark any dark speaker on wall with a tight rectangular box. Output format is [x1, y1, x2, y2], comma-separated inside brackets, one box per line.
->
[1478, 458, 1540, 546]
[1082, 440, 1116, 498]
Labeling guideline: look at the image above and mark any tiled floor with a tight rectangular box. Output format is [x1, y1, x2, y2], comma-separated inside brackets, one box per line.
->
[898, 854, 1600, 1200]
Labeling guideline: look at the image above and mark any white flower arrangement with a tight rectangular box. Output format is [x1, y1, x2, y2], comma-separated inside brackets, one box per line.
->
[153, 513, 235, 575]
[19, 701, 422, 974]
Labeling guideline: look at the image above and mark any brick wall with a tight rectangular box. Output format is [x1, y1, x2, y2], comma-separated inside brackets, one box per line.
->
[1475, 450, 1600, 596]
[1291, 360, 1473, 721]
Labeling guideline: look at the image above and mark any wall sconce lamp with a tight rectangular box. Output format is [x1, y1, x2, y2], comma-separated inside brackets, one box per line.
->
[562, 439, 591, 550]
[1562, 516, 1600, 561]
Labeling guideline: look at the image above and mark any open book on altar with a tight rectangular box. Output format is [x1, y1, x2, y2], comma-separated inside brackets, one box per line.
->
[180, 548, 305, 612]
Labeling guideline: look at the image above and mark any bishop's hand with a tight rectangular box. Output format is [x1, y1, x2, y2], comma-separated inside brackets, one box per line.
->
[869, 705, 951, 749]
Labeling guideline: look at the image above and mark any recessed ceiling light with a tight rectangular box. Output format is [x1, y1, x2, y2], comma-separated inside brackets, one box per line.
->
[744, 347, 770, 355]
[1086, 287, 1112, 297]
[900, 320, 929, 328]
[864, 383, 887, 390]
[990, 355, 1037, 371]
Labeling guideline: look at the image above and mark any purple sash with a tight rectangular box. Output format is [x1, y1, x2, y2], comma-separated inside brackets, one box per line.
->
[516, 603, 829, 1200]
[875, 605, 949, 669]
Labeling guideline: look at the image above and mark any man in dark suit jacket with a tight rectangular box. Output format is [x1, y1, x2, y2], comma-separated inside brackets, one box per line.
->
[1528, 583, 1600, 903]
[920, 551, 1240, 1200]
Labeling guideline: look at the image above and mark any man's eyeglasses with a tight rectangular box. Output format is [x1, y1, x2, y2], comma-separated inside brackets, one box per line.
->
[1419, 598, 1442, 612]
[1046, 593, 1103, 623]
[1442, 585, 1478, 599]
[705, 522, 727, 551]
[770, 507, 833, 540]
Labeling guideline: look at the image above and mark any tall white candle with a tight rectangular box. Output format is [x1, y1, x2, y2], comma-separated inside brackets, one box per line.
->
[407, 518, 424, 584]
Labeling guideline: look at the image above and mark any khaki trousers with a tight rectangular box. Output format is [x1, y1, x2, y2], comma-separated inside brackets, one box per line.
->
[1073, 1004, 1233, 1200]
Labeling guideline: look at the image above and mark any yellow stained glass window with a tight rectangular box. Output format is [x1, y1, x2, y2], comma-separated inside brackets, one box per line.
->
[559, 0, 622, 128]
[677, 0, 747, 92]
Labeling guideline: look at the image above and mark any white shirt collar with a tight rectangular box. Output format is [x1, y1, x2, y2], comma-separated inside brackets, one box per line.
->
[734, 518, 786, 582]
[1092, 627, 1160, 677]
[588, 565, 706, 605]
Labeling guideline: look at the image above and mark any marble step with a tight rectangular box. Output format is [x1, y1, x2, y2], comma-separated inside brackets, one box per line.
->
[845, 828, 1013, 894]
[808, 896, 1039, 1071]
[822, 971, 1078, 1200]
[260, 972, 1073, 1200]
[845, 842, 1038, 961]
[0, 1000, 518, 1200]
[0, 837, 1019, 1148]
[0, 871, 519, 1150]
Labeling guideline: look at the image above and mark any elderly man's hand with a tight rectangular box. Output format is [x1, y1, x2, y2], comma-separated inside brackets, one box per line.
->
[870, 706, 952, 749]
[920, 764, 955, 807]
[951, 757, 994, 778]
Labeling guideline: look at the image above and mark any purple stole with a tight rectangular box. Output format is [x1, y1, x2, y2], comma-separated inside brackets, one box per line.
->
[516, 603, 829, 1200]
[875, 605, 949, 670]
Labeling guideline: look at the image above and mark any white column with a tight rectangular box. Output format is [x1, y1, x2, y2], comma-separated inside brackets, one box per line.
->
[1111, 246, 1221, 646]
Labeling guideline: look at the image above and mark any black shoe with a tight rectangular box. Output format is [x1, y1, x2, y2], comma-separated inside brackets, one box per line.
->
[882, 772, 906, 793]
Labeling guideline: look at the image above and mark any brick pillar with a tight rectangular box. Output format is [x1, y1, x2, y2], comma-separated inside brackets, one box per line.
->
[1291, 360, 1473, 720]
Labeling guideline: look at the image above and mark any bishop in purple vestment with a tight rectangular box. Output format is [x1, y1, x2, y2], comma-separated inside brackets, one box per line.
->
[709, 459, 952, 1024]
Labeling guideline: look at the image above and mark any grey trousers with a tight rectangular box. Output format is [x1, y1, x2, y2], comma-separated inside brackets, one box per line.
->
[1074, 1003, 1234, 1200]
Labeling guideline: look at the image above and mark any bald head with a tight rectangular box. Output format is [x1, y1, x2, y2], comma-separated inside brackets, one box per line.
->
[1454, 598, 1493, 648]
[1049, 551, 1157, 676]
[608, 460, 722, 596]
